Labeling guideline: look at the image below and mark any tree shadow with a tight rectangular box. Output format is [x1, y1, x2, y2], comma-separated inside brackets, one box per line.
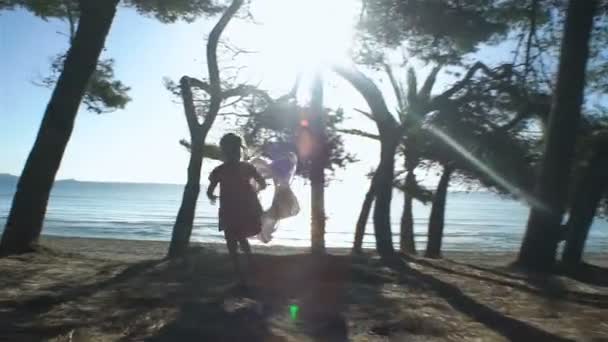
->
[557, 262, 608, 287]
[404, 256, 608, 308]
[386, 256, 574, 342]
[0, 257, 165, 340]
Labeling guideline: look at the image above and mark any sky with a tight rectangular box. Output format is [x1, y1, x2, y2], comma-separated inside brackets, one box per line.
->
[0, 0, 393, 186]
[0, 0, 533, 189]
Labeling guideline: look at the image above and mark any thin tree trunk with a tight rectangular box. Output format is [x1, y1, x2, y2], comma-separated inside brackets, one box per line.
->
[168, 143, 203, 258]
[310, 73, 326, 254]
[0, 0, 119, 256]
[373, 136, 398, 257]
[400, 156, 418, 254]
[518, 0, 597, 271]
[353, 179, 374, 253]
[168, 77, 205, 258]
[562, 143, 608, 266]
[167, 0, 243, 258]
[425, 165, 454, 259]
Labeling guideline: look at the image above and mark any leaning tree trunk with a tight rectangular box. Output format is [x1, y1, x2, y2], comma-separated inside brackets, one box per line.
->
[0, 0, 119, 256]
[310, 73, 326, 254]
[561, 142, 608, 267]
[518, 0, 597, 271]
[353, 177, 375, 253]
[168, 77, 208, 258]
[400, 154, 418, 254]
[373, 135, 399, 257]
[167, 0, 243, 258]
[332, 65, 400, 258]
[425, 165, 454, 259]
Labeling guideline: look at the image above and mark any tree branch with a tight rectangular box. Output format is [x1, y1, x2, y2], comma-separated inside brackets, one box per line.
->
[222, 84, 270, 101]
[433, 62, 494, 103]
[202, 0, 244, 133]
[337, 128, 380, 140]
[525, 0, 539, 80]
[179, 76, 201, 138]
[187, 77, 211, 93]
[354, 108, 376, 122]
[419, 65, 442, 101]
[333, 64, 399, 133]
[207, 0, 243, 96]
[383, 62, 405, 112]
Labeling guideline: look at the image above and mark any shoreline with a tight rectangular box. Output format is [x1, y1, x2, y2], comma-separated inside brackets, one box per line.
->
[40, 235, 608, 266]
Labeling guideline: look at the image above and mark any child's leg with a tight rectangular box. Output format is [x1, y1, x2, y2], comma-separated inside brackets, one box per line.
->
[239, 238, 255, 271]
[225, 232, 243, 281]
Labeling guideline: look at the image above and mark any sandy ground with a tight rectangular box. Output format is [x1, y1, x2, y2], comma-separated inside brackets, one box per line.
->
[0, 236, 606, 341]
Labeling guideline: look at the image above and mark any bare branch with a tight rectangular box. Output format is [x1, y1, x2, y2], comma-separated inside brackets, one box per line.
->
[430, 62, 500, 108]
[64, 0, 76, 43]
[207, 0, 243, 95]
[419, 65, 442, 101]
[525, 0, 539, 80]
[333, 64, 399, 133]
[222, 84, 271, 102]
[219, 112, 250, 118]
[186, 77, 211, 94]
[383, 62, 405, 112]
[202, 0, 244, 133]
[337, 128, 380, 140]
[353, 108, 376, 122]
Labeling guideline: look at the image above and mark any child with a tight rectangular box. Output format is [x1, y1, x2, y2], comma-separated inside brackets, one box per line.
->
[207, 133, 266, 284]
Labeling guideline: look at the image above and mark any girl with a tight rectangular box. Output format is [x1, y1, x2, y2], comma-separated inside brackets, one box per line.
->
[207, 133, 267, 283]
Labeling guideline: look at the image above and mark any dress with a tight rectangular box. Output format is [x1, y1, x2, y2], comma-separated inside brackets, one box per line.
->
[209, 161, 263, 240]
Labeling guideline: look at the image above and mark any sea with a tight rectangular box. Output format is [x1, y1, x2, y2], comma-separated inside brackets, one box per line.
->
[0, 176, 606, 252]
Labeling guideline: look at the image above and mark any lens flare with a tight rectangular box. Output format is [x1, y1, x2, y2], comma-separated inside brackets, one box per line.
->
[424, 123, 548, 212]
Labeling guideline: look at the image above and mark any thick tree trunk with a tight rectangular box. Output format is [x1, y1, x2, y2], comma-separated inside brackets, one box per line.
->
[561, 144, 608, 266]
[310, 73, 326, 254]
[0, 0, 119, 256]
[518, 0, 597, 271]
[353, 179, 374, 253]
[373, 136, 398, 257]
[425, 165, 454, 259]
[400, 163, 417, 254]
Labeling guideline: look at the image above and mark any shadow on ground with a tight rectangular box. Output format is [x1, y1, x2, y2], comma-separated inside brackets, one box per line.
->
[0, 247, 606, 341]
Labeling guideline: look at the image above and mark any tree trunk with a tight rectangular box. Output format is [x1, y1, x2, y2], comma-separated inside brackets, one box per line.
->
[310, 73, 326, 254]
[425, 165, 454, 259]
[373, 136, 398, 257]
[168, 143, 203, 258]
[400, 158, 418, 254]
[0, 0, 119, 256]
[353, 179, 374, 253]
[167, 0, 243, 258]
[561, 144, 608, 267]
[518, 0, 597, 271]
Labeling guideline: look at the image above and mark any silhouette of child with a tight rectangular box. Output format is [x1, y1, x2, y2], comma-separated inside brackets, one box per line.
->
[207, 133, 266, 284]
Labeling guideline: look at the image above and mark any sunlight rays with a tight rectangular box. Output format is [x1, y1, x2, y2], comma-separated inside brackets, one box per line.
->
[423, 122, 548, 212]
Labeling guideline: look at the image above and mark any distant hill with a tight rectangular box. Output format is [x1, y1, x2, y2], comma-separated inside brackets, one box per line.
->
[0, 173, 18, 186]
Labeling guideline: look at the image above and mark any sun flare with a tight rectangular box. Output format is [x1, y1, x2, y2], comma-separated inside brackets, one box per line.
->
[251, 0, 358, 75]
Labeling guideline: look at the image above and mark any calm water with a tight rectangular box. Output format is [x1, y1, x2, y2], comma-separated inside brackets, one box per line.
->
[0, 179, 606, 252]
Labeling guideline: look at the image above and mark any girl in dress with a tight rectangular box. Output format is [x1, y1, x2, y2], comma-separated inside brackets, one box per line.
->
[207, 133, 266, 283]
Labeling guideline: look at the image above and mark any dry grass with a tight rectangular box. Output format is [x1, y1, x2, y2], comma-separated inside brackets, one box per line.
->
[0, 238, 606, 341]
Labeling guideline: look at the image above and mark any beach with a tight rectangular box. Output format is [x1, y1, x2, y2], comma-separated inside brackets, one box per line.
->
[1, 236, 607, 341]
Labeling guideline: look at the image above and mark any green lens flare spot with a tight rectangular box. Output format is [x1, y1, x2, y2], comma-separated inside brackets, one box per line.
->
[289, 305, 300, 321]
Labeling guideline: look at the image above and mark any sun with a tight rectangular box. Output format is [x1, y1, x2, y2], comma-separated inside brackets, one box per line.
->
[248, 0, 359, 78]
